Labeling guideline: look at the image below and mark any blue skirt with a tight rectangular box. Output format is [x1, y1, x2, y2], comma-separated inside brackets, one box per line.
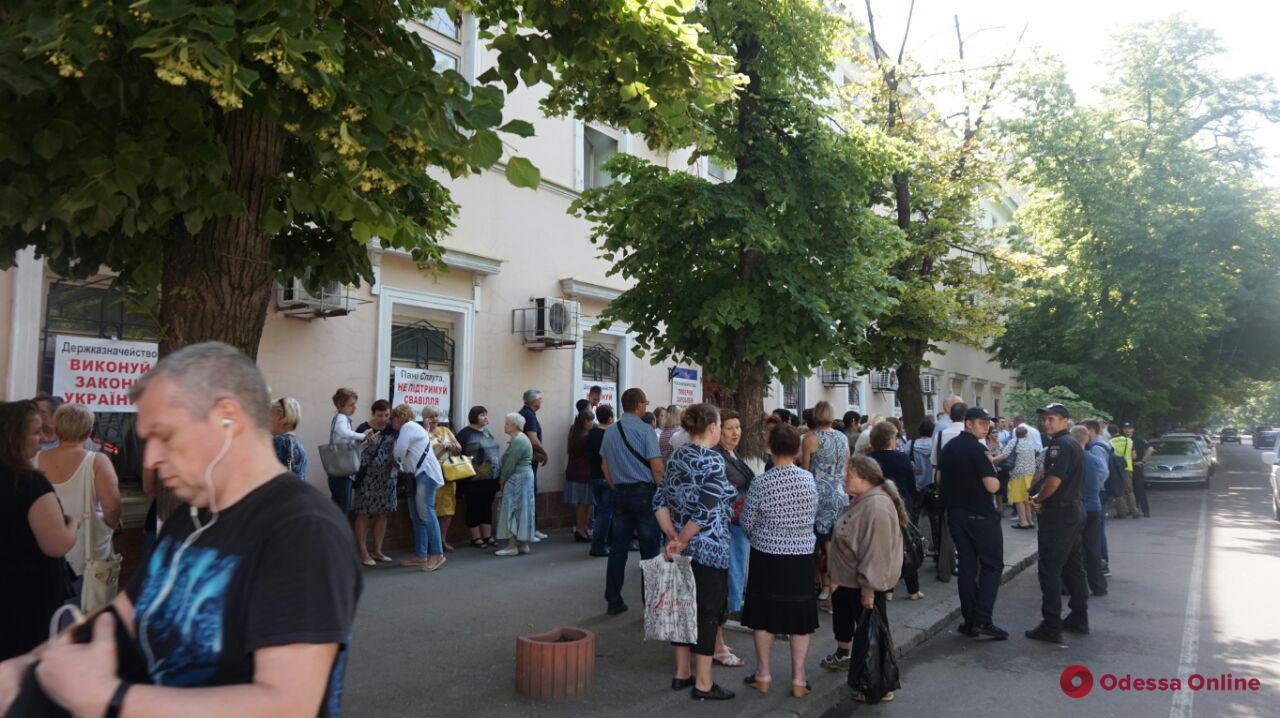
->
[563, 480, 594, 505]
[497, 468, 536, 542]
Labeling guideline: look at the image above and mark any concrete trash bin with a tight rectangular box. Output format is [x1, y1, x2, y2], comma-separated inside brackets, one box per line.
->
[515, 626, 595, 700]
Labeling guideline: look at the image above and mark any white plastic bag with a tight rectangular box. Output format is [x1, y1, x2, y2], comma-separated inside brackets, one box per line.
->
[640, 555, 698, 644]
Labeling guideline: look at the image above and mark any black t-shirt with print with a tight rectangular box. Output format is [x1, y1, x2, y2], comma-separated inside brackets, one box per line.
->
[126, 474, 361, 716]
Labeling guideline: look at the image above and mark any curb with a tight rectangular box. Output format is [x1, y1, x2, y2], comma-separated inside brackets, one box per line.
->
[801, 546, 1040, 718]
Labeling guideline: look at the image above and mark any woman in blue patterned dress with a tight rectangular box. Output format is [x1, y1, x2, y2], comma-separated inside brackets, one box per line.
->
[801, 401, 850, 612]
[653, 403, 736, 702]
[495, 412, 536, 556]
[739, 422, 819, 698]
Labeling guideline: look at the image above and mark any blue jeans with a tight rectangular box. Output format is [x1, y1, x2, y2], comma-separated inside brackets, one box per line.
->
[727, 522, 750, 613]
[590, 478, 613, 554]
[605, 484, 662, 609]
[409, 472, 443, 558]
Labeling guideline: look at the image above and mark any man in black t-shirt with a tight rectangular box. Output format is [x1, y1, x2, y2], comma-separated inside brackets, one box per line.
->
[1026, 403, 1088, 644]
[0, 342, 361, 718]
[938, 406, 1008, 640]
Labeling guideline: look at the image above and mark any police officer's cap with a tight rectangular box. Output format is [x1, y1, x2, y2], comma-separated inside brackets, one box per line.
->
[964, 406, 993, 421]
[1035, 403, 1070, 418]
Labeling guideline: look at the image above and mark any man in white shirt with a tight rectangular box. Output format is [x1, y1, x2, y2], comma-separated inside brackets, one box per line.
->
[1010, 414, 1044, 454]
[931, 399, 968, 467]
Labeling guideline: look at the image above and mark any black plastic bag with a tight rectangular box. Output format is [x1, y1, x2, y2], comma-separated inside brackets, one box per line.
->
[847, 601, 901, 704]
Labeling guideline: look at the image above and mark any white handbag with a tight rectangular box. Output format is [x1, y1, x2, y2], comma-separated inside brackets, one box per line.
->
[79, 455, 122, 613]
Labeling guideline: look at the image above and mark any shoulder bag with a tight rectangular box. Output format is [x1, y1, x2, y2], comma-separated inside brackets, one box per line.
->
[80, 454, 122, 613]
[318, 414, 362, 478]
[999, 438, 1019, 471]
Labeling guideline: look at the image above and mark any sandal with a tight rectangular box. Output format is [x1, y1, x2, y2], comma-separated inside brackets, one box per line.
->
[360, 557, 376, 567]
[373, 553, 392, 562]
[742, 673, 770, 693]
[713, 650, 745, 667]
[470, 538, 487, 549]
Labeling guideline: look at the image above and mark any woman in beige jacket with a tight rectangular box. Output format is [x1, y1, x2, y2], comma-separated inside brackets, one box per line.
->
[821, 455, 909, 702]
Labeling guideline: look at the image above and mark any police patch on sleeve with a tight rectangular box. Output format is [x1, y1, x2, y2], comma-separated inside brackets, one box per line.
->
[1048, 446, 1059, 460]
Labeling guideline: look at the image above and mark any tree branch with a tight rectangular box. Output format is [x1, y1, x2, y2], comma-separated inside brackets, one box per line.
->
[897, 0, 916, 65]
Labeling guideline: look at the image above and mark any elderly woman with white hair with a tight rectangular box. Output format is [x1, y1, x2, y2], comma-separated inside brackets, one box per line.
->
[270, 397, 308, 478]
[495, 411, 536, 556]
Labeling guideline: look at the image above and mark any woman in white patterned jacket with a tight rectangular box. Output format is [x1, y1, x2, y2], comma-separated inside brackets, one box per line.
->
[738, 422, 820, 699]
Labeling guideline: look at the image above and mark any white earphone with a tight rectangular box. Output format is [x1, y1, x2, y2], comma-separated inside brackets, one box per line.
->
[140, 415, 235, 677]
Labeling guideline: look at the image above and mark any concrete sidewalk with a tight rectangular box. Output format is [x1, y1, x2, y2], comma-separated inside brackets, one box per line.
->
[343, 518, 1038, 717]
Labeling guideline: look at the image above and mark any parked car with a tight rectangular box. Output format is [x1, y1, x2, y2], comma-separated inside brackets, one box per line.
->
[1163, 432, 1217, 464]
[1261, 449, 1280, 521]
[1254, 427, 1278, 451]
[1144, 439, 1212, 489]
[1220, 427, 1240, 444]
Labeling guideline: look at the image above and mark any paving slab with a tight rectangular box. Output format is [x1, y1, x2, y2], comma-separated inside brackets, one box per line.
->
[343, 516, 1038, 718]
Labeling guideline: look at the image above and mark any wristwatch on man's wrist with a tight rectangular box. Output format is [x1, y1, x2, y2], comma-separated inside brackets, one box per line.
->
[105, 681, 132, 718]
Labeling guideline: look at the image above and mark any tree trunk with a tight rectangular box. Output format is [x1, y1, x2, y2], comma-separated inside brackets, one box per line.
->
[896, 361, 925, 439]
[154, 109, 285, 522]
[159, 109, 286, 359]
[734, 359, 769, 463]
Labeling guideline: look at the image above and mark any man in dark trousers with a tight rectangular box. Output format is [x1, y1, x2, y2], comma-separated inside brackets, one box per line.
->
[1026, 403, 1090, 643]
[1125, 422, 1153, 517]
[938, 406, 1009, 639]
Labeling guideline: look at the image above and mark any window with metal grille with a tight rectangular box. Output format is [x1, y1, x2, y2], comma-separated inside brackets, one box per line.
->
[390, 320, 454, 370]
[40, 280, 158, 487]
[582, 343, 620, 384]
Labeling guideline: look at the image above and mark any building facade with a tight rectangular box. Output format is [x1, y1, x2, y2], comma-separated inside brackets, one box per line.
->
[0, 11, 1020, 532]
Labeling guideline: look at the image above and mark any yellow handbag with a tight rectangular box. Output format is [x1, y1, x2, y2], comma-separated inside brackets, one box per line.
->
[442, 454, 477, 481]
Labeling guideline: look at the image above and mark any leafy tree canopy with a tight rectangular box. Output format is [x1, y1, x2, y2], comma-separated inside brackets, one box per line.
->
[995, 16, 1280, 428]
[0, 0, 740, 346]
[572, 0, 905, 457]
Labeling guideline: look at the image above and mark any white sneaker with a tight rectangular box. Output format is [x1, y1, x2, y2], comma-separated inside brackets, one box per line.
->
[529, 535, 542, 543]
[495, 547, 521, 557]
[534, 530, 548, 540]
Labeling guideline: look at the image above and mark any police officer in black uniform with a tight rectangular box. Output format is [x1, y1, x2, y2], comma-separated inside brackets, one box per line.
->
[1026, 403, 1089, 643]
[939, 406, 1009, 639]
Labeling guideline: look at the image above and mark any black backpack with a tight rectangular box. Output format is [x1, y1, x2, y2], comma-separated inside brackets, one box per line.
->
[1100, 442, 1127, 498]
[902, 521, 926, 573]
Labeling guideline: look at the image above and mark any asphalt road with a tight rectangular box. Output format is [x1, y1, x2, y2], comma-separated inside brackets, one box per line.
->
[821, 441, 1280, 718]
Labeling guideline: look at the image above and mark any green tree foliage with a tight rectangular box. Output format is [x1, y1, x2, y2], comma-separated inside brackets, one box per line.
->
[0, 0, 738, 355]
[843, 8, 1026, 437]
[1003, 386, 1111, 424]
[572, 0, 904, 459]
[996, 16, 1280, 427]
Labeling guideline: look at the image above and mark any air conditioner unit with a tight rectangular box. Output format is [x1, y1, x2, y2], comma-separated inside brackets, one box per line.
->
[920, 374, 938, 395]
[276, 276, 359, 319]
[821, 366, 855, 386]
[513, 298, 580, 349]
[871, 370, 898, 392]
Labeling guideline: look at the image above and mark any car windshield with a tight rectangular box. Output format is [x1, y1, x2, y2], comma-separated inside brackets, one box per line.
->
[1151, 441, 1200, 457]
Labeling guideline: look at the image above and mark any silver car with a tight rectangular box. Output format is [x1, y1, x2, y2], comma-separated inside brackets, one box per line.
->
[1262, 450, 1280, 521]
[1144, 439, 1212, 489]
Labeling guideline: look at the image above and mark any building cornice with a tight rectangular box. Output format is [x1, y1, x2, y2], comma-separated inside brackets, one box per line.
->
[560, 277, 624, 302]
[369, 240, 504, 276]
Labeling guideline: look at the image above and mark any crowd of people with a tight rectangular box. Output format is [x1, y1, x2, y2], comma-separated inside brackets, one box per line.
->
[0, 348, 1160, 714]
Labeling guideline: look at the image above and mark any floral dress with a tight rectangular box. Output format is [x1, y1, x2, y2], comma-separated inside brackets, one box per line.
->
[352, 428, 397, 516]
[810, 428, 850, 537]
